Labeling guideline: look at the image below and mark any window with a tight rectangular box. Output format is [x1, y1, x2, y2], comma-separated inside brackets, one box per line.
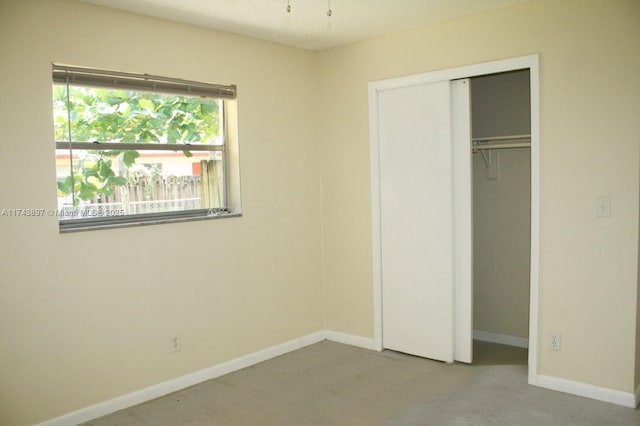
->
[52, 64, 241, 231]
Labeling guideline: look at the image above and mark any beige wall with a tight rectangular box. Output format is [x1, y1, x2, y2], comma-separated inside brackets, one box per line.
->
[318, 0, 640, 394]
[0, 1, 323, 424]
[637, 162, 640, 391]
[471, 70, 531, 139]
[473, 151, 531, 338]
[472, 71, 531, 339]
[2, 0, 640, 423]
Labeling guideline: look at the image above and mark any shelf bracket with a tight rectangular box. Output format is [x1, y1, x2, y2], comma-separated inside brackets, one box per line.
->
[479, 148, 492, 168]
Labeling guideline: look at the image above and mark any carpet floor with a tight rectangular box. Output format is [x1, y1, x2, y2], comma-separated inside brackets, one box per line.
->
[83, 340, 640, 425]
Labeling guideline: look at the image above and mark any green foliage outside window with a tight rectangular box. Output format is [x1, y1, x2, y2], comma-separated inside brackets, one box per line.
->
[53, 85, 221, 204]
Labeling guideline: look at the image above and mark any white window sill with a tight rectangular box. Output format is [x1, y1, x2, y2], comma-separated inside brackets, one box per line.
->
[59, 210, 242, 233]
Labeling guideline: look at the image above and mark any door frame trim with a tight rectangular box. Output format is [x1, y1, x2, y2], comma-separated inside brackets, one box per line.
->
[368, 54, 540, 384]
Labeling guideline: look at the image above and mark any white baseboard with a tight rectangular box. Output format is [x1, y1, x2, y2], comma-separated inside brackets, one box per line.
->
[38, 331, 327, 426]
[39, 329, 636, 424]
[473, 329, 529, 348]
[533, 374, 636, 408]
[324, 330, 376, 350]
[38, 330, 377, 426]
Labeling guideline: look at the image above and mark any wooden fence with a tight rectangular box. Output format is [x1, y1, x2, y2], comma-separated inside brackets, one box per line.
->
[60, 160, 223, 218]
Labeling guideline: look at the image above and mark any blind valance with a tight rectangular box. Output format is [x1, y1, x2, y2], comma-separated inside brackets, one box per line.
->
[52, 64, 236, 99]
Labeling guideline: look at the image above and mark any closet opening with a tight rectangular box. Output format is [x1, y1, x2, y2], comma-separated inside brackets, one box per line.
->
[470, 69, 531, 365]
[370, 54, 540, 380]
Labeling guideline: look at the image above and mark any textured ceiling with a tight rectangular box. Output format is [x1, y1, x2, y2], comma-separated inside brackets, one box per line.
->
[79, 0, 525, 50]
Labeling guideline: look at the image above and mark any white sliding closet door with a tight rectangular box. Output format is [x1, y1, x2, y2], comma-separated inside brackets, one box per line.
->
[378, 81, 455, 362]
[452, 79, 473, 364]
[373, 55, 538, 371]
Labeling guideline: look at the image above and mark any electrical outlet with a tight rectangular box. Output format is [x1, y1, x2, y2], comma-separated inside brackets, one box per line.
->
[550, 333, 561, 351]
[171, 336, 181, 352]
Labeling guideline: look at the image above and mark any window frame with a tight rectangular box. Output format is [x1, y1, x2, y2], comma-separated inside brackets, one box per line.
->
[52, 64, 241, 232]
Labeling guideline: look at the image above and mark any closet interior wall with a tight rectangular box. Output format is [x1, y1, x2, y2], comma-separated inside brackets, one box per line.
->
[471, 70, 532, 343]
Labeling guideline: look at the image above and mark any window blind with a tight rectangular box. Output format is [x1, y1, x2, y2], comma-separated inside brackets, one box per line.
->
[52, 63, 236, 99]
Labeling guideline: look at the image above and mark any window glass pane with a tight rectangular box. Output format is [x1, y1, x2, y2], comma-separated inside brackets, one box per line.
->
[56, 149, 224, 219]
[53, 85, 223, 145]
[52, 85, 70, 142]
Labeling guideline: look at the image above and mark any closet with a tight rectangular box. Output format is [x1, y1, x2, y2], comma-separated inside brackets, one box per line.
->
[470, 70, 531, 351]
[370, 55, 539, 367]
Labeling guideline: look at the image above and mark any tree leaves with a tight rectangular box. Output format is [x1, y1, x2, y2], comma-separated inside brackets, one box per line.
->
[53, 84, 222, 205]
[54, 85, 221, 145]
[122, 151, 139, 167]
[57, 176, 73, 196]
[108, 176, 127, 186]
[138, 98, 155, 111]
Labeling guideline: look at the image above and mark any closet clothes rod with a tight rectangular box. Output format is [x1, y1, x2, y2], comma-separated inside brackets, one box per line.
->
[473, 142, 530, 150]
[472, 133, 531, 151]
